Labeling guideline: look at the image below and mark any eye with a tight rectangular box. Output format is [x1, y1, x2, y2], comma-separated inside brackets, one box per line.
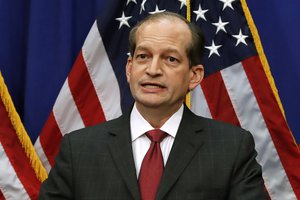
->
[167, 56, 179, 63]
[136, 54, 148, 60]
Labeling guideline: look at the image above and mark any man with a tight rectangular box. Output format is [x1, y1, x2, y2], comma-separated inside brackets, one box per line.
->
[39, 12, 268, 199]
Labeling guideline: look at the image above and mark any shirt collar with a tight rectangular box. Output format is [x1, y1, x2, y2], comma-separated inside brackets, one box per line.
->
[130, 103, 184, 142]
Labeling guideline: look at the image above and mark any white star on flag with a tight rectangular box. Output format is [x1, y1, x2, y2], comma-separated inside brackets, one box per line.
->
[193, 4, 209, 21]
[212, 17, 229, 34]
[115, 12, 132, 29]
[205, 40, 222, 57]
[232, 29, 248, 46]
[126, 0, 137, 5]
[219, 0, 235, 10]
[149, 5, 166, 14]
[178, 0, 187, 9]
[140, 0, 147, 14]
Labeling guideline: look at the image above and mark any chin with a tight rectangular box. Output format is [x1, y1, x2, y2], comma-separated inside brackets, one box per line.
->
[140, 101, 163, 108]
[136, 99, 165, 109]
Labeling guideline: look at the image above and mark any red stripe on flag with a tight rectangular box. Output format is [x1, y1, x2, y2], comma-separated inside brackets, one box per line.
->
[39, 112, 62, 167]
[201, 72, 240, 126]
[242, 56, 300, 199]
[0, 99, 40, 199]
[0, 190, 4, 200]
[68, 51, 106, 126]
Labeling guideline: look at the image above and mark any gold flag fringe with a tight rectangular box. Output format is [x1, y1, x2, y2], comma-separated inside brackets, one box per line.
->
[0, 72, 48, 182]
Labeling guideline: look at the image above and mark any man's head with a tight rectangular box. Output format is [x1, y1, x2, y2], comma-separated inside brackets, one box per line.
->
[126, 11, 205, 120]
[129, 12, 205, 68]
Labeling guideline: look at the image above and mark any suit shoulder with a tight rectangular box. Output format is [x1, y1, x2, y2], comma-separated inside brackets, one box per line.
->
[183, 107, 251, 138]
[195, 115, 251, 138]
[66, 114, 127, 140]
[193, 116, 256, 155]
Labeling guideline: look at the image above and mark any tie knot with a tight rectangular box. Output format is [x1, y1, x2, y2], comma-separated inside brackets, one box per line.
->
[146, 129, 167, 143]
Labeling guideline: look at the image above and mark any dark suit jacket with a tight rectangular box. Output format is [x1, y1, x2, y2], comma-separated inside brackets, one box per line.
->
[39, 106, 268, 200]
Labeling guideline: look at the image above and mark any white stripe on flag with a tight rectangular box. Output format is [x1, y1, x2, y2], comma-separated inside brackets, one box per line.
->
[190, 84, 212, 118]
[34, 138, 52, 173]
[53, 79, 85, 135]
[221, 62, 296, 200]
[83, 22, 122, 120]
[0, 143, 30, 200]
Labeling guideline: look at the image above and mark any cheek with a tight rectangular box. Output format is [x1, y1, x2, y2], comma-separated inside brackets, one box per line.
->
[128, 71, 141, 88]
[176, 72, 190, 84]
[169, 74, 189, 92]
[126, 75, 130, 83]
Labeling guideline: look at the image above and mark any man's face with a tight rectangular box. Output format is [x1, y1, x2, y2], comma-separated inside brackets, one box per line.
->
[126, 18, 203, 113]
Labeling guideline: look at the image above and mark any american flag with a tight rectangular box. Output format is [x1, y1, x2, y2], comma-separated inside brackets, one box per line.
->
[34, 0, 300, 199]
[0, 72, 47, 199]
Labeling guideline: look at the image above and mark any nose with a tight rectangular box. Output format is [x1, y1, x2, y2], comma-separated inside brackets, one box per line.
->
[145, 57, 162, 76]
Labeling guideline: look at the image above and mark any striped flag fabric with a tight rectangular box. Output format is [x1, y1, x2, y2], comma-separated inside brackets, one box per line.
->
[35, 0, 300, 199]
[0, 72, 47, 199]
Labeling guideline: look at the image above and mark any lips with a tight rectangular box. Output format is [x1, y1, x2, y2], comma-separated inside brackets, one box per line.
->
[141, 82, 165, 88]
[140, 81, 166, 92]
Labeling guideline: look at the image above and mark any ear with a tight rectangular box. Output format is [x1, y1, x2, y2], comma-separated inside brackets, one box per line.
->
[188, 64, 204, 91]
[126, 56, 133, 83]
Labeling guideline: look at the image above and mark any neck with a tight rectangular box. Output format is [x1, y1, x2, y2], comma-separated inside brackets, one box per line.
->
[136, 104, 182, 128]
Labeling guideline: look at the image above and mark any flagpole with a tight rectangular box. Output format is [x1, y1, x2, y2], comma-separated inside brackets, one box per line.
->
[185, 0, 192, 108]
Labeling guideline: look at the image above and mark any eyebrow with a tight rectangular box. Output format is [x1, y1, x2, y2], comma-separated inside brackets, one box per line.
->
[135, 46, 149, 52]
[136, 45, 181, 55]
[164, 48, 181, 55]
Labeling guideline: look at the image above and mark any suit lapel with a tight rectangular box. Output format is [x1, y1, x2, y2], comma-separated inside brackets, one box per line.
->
[107, 114, 140, 200]
[156, 107, 207, 200]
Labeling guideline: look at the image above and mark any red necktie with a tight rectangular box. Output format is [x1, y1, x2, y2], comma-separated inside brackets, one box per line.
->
[138, 129, 167, 200]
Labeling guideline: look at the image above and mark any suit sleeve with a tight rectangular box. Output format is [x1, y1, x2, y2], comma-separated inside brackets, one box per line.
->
[227, 131, 269, 200]
[38, 134, 73, 200]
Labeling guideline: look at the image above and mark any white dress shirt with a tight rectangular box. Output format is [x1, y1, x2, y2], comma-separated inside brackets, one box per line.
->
[130, 104, 183, 178]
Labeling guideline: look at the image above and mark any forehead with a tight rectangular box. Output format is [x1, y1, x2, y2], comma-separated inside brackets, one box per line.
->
[135, 17, 192, 49]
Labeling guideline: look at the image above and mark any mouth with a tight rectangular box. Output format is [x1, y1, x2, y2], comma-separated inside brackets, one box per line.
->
[140, 82, 166, 90]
